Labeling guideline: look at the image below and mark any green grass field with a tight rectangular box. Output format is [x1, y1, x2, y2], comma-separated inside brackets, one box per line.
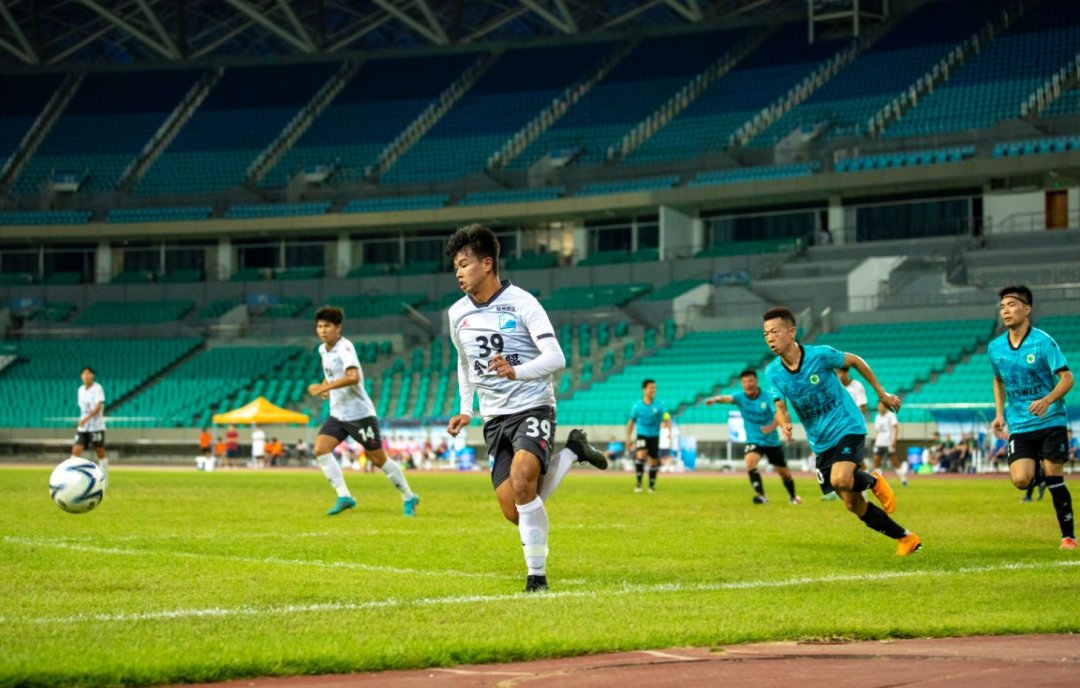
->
[2, 466, 1078, 688]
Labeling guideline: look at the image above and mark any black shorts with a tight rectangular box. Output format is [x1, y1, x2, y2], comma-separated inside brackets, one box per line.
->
[1008, 426, 1068, 465]
[814, 434, 865, 495]
[320, 416, 383, 452]
[483, 406, 556, 489]
[226, 448, 239, 458]
[744, 443, 786, 468]
[635, 435, 660, 459]
[201, 446, 212, 456]
[873, 446, 894, 459]
[74, 431, 105, 449]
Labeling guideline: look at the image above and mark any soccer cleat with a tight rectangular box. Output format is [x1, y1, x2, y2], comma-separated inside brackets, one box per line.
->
[648, 487, 656, 494]
[403, 495, 419, 517]
[901, 479, 909, 487]
[752, 495, 769, 505]
[821, 491, 841, 501]
[565, 429, 608, 470]
[326, 495, 356, 516]
[1061, 537, 1078, 550]
[1037, 484, 1047, 501]
[1021, 495, 1033, 503]
[524, 575, 549, 593]
[635, 486, 643, 493]
[870, 471, 896, 514]
[895, 533, 922, 556]
[790, 496, 803, 505]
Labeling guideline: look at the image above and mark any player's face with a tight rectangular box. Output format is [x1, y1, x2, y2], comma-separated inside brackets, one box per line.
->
[763, 318, 795, 353]
[837, 369, 851, 384]
[453, 249, 491, 295]
[643, 382, 656, 400]
[80, 369, 94, 386]
[740, 375, 758, 395]
[998, 297, 1029, 328]
[878, 400, 887, 414]
[316, 319, 341, 344]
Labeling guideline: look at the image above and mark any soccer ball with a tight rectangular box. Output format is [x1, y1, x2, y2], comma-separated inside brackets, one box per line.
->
[49, 458, 106, 513]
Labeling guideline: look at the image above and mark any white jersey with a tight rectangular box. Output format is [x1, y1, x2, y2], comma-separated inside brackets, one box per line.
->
[77, 382, 105, 432]
[251, 429, 266, 456]
[844, 379, 868, 410]
[874, 411, 898, 448]
[320, 336, 377, 421]
[449, 281, 558, 420]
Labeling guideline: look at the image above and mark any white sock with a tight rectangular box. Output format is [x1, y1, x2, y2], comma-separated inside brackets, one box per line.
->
[380, 459, 415, 500]
[516, 496, 548, 576]
[537, 448, 575, 503]
[317, 453, 351, 498]
[97, 458, 109, 482]
[898, 461, 909, 478]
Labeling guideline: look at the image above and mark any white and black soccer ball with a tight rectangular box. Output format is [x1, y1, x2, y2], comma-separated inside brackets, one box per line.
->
[49, 458, 106, 513]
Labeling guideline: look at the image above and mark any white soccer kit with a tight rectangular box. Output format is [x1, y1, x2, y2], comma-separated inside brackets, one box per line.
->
[251, 429, 266, 457]
[448, 281, 562, 420]
[874, 411, 898, 449]
[77, 382, 106, 432]
[320, 336, 377, 421]
[844, 379, 868, 409]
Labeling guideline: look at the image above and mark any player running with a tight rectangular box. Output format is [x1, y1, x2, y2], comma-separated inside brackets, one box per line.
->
[989, 285, 1075, 549]
[71, 366, 108, 485]
[872, 400, 909, 486]
[307, 306, 419, 517]
[706, 369, 801, 504]
[444, 224, 608, 593]
[627, 379, 670, 493]
[763, 306, 921, 556]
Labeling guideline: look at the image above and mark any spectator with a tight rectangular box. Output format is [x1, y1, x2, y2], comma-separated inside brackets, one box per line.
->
[225, 425, 240, 469]
[214, 437, 226, 462]
[988, 436, 1008, 472]
[295, 438, 309, 466]
[251, 424, 266, 469]
[199, 427, 212, 462]
[267, 437, 283, 467]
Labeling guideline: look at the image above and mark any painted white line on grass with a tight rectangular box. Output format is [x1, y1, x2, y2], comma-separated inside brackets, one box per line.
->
[0, 536, 542, 583]
[3, 559, 1077, 626]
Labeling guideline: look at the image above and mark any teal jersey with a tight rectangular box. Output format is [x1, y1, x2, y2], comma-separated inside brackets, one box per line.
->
[732, 390, 780, 447]
[765, 344, 866, 454]
[630, 399, 667, 437]
[988, 326, 1069, 434]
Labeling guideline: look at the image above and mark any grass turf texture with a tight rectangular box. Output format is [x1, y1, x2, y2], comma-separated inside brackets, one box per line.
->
[1, 466, 1078, 688]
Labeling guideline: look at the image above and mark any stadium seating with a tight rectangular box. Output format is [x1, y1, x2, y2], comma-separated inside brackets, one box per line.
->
[76, 300, 194, 326]
[748, 0, 1014, 147]
[0, 73, 65, 172]
[159, 270, 203, 284]
[694, 239, 793, 258]
[40, 273, 83, 286]
[0, 339, 200, 428]
[991, 136, 1080, 157]
[199, 299, 241, 319]
[135, 63, 339, 195]
[30, 303, 76, 321]
[276, 267, 323, 281]
[225, 202, 331, 219]
[689, 163, 819, 187]
[639, 279, 708, 301]
[14, 70, 202, 194]
[262, 53, 481, 187]
[883, 0, 1080, 138]
[542, 283, 651, 310]
[0, 273, 34, 286]
[0, 211, 92, 226]
[835, 146, 975, 171]
[264, 297, 311, 318]
[107, 206, 213, 223]
[382, 42, 615, 184]
[506, 252, 560, 271]
[577, 175, 679, 197]
[319, 294, 426, 319]
[342, 195, 449, 213]
[627, 23, 847, 164]
[511, 28, 746, 169]
[578, 249, 659, 267]
[460, 187, 564, 206]
[110, 270, 153, 285]
[230, 268, 268, 282]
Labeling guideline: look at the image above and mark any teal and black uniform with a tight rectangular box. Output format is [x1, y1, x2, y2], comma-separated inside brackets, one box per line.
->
[630, 399, 667, 458]
[731, 390, 785, 466]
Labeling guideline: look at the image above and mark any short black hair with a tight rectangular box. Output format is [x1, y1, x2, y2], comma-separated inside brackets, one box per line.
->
[998, 284, 1033, 307]
[445, 223, 500, 272]
[642, 379, 656, 389]
[315, 305, 344, 325]
[763, 306, 796, 328]
[739, 369, 757, 379]
[81, 366, 95, 375]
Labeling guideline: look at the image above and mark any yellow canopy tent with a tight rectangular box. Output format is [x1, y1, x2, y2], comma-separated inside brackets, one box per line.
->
[212, 397, 309, 425]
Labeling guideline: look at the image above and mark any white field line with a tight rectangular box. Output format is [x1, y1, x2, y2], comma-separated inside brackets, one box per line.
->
[2, 536, 589, 584]
[2, 559, 1076, 626]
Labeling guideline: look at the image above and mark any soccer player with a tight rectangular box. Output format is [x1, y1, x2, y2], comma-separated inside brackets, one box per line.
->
[705, 369, 801, 504]
[763, 306, 922, 556]
[837, 366, 868, 417]
[627, 379, 671, 493]
[872, 400, 908, 486]
[989, 285, 1075, 549]
[251, 424, 266, 469]
[71, 366, 108, 484]
[444, 224, 608, 593]
[307, 306, 420, 517]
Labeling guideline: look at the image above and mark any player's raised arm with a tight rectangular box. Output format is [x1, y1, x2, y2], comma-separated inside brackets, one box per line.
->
[705, 395, 735, 406]
[844, 352, 900, 412]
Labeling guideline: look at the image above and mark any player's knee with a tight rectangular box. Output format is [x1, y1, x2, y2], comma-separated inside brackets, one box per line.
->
[1011, 474, 1031, 490]
[509, 474, 536, 503]
[832, 474, 855, 492]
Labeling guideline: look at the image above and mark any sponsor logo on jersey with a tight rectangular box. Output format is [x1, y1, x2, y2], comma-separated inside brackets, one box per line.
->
[499, 312, 517, 333]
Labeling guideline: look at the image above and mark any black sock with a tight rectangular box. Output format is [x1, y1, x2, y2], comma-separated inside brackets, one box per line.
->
[1026, 482, 1036, 498]
[783, 478, 796, 499]
[852, 470, 878, 492]
[748, 469, 763, 495]
[634, 460, 644, 487]
[859, 502, 907, 539]
[648, 466, 658, 489]
[1046, 475, 1075, 539]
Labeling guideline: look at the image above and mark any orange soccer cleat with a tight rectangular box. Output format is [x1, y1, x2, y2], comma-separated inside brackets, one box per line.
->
[895, 532, 922, 556]
[871, 471, 896, 513]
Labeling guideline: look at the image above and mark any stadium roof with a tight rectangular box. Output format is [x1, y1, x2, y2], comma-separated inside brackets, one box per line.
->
[0, 0, 800, 67]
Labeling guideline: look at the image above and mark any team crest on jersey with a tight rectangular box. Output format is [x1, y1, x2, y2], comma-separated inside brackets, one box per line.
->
[760, 402, 766, 409]
[809, 374, 821, 385]
[1026, 353, 1036, 364]
[499, 312, 517, 333]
